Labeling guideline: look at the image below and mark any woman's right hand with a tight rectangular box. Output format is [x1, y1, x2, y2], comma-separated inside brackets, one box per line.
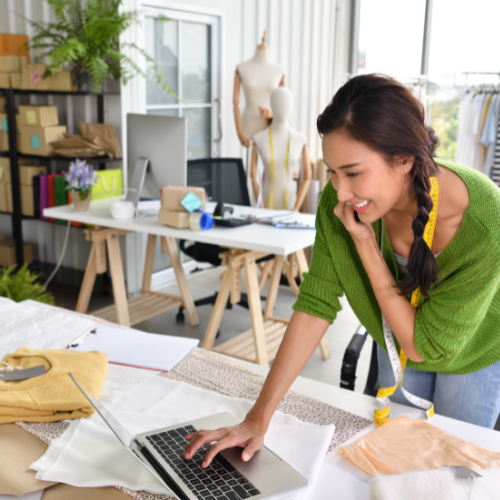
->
[182, 416, 267, 468]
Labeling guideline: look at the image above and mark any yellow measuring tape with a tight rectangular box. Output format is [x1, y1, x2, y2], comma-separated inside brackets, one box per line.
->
[268, 127, 291, 210]
[374, 176, 439, 426]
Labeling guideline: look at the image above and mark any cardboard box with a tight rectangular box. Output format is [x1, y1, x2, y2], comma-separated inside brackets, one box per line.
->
[0, 96, 4, 111]
[19, 125, 66, 156]
[0, 35, 30, 61]
[159, 209, 191, 229]
[0, 238, 33, 267]
[47, 71, 76, 92]
[20, 185, 34, 216]
[0, 112, 7, 132]
[19, 165, 47, 186]
[28, 64, 49, 91]
[160, 186, 206, 212]
[0, 183, 7, 212]
[19, 105, 59, 127]
[5, 182, 12, 212]
[0, 55, 20, 73]
[0, 157, 39, 183]
[10, 70, 29, 89]
[0, 130, 21, 152]
[0, 72, 10, 88]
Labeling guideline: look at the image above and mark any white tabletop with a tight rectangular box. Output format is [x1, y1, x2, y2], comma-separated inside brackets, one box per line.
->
[43, 198, 316, 256]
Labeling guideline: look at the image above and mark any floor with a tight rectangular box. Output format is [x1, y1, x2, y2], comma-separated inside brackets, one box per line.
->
[48, 266, 373, 394]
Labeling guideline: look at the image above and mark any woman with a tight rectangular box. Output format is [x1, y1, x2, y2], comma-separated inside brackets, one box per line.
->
[183, 74, 500, 468]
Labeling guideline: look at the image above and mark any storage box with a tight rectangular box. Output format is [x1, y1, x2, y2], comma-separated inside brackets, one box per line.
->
[20, 184, 34, 216]
[5, 182, 12, 212]
[20, 165, 47, 186]
[0, 157, 9, 182]
[19, 125, 66, 156]
[19, 105, 59, 127]
[0, 112, 7, 132]
[0, 183, 7, 212]
[0, 130, 21, 152]
[0, 35, 30, 61]
[10, 70, 29, 89]
[28, 64, 49, 90]
[160, 186, 206, 212]
[0, 55, 20, 73]
[158, 209, 191, 229]
[0, 96, 4, 111]
[47, 71, 76, 92]
[0, 238, 33, 267]
[0, 72, 10, 88]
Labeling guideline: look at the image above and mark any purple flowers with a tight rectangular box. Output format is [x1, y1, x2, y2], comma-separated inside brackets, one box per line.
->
[64, 159, 98, 196]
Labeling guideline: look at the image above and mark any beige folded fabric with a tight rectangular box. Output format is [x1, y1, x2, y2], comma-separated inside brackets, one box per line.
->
[338, 416, 500, 476]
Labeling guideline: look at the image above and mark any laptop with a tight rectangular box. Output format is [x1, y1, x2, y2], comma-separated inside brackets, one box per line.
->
[69, 374, 307, 500]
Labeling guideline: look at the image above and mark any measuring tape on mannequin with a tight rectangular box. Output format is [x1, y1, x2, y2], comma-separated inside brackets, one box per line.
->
[267, 126, 291, 210]
[375, 176, 439, 426]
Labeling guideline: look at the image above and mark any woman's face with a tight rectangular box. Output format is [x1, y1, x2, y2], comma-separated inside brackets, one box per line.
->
[322, 130, 414, 224]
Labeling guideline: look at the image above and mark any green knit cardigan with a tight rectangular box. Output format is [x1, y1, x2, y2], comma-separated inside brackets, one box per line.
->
[293, 159, 500, 374]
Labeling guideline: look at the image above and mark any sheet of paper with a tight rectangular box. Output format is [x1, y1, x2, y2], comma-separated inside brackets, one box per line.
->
[72, 326, 199, 371]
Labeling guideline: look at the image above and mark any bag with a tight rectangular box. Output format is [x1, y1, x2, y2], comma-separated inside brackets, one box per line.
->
[92, 169, 124, 201]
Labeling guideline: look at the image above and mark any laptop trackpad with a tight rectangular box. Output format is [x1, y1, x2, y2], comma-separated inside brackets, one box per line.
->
[221, 446, 281, 470]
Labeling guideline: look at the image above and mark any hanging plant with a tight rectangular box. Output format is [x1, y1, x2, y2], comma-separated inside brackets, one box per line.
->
[25, 0, 177, 95]
[0, 264, 55, 304]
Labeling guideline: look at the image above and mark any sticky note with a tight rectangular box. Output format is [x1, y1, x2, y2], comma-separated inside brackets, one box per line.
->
[26, 110, 37, 125]
[31, 135, 41, 150]
[181, 191, 203, 213]
[1, 118, 7, 132]
[31, 70, 42, 87]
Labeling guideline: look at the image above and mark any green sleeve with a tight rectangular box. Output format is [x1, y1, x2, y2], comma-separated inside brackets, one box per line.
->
[292, 185, 344, 323]
[414, 242, 500, 365]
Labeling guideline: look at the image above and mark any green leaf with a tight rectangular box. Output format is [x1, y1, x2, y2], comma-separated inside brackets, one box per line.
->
[0, 264, 55, 305]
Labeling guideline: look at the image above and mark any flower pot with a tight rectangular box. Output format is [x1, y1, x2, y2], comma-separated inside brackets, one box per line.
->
[71, 191, 91, 211]
[73, 71, 93, 92]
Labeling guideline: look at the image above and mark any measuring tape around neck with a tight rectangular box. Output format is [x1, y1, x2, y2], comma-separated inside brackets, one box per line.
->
[268, 126, 291, 209]
[374, 176, 439, 426]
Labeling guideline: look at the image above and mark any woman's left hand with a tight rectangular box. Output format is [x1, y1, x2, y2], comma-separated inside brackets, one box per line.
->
[334, 201, 376, 247]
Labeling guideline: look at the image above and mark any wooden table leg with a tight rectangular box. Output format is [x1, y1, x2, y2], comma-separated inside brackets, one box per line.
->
[263, 255, 284, 320]
[142, 234, 157, 293]
[106, 232, 130, 327]
[258, 258, 274, 291]
[202, 266, 234, 349]
[162, 236, 200, 327]
[243, 255, 269, 367]
[76, 243, 97, 314]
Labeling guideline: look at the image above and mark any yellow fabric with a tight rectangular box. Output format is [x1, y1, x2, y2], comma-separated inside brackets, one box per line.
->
[338, 416, 500, 476]
[374, 177, 439, 426]
[0, 347, 108, 423]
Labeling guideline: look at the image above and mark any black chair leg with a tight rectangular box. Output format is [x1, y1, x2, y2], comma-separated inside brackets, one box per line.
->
[340, 325, 368, 391]
[363, 339, 380, 397]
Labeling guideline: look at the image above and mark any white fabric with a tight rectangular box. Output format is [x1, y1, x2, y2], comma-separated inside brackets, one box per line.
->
[0, 298, 97, 359]
[31, 376, 335, 499]
[0, 491, 44, 500]
[369, 467, 500, 500]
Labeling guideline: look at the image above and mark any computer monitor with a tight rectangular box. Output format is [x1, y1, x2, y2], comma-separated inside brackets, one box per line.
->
[127, 114, 187, 200]
[187, 158, 251, 207]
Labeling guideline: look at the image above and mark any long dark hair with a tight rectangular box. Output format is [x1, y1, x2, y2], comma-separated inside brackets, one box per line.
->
[317, 74, 439, 297]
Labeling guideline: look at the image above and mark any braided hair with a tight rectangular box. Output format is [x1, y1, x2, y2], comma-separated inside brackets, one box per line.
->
[317, 74, 440, 297]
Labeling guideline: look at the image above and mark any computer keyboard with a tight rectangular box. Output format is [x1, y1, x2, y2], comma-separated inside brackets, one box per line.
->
[146, 425, 261, 500]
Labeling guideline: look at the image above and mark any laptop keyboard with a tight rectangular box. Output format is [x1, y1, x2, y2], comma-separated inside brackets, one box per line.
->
[146, 425, 261, 500]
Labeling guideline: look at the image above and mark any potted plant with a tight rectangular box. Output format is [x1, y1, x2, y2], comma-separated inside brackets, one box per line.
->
[26, 0, 176, 95]
[0, 263, 55, 304]
[65, 159, 97, 211]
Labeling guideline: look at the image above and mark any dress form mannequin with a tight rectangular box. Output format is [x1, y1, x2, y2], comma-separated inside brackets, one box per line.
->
[233, 31, 285, 147]
[251, 87, 311, 211]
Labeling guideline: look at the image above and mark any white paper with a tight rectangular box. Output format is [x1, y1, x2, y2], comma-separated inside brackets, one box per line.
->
[0, 298, 97, 359]
[72, 326, 199, 371]
[31, 377, 335, 499]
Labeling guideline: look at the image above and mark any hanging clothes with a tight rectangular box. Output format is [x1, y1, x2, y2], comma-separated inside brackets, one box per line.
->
[481, 93, 500, 179]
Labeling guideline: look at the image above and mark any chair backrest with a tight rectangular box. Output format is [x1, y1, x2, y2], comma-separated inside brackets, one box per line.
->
[187, 158, 251, 207]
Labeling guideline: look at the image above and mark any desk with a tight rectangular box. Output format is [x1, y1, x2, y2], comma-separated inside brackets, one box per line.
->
[44, 199, 329, 367]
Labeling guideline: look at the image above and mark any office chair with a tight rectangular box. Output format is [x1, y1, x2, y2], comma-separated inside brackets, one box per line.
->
[176, 158, 271, 325]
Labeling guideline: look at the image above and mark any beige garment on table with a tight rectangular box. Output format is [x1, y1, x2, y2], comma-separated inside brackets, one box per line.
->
[338, 416, 500, 476]
[0, 347, 108, 423]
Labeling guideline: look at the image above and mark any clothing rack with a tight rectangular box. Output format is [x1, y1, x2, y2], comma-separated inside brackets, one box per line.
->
[463, 72, 500, 92]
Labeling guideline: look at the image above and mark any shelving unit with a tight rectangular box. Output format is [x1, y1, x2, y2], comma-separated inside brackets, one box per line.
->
[0, 87, 121, 267]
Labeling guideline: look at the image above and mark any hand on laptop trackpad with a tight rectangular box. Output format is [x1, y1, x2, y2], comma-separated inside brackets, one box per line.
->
[221, 445, 281, 468]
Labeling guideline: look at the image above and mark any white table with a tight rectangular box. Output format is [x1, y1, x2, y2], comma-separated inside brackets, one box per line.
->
[43, 198, 329, 366]
[21, 300, 500, 500]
